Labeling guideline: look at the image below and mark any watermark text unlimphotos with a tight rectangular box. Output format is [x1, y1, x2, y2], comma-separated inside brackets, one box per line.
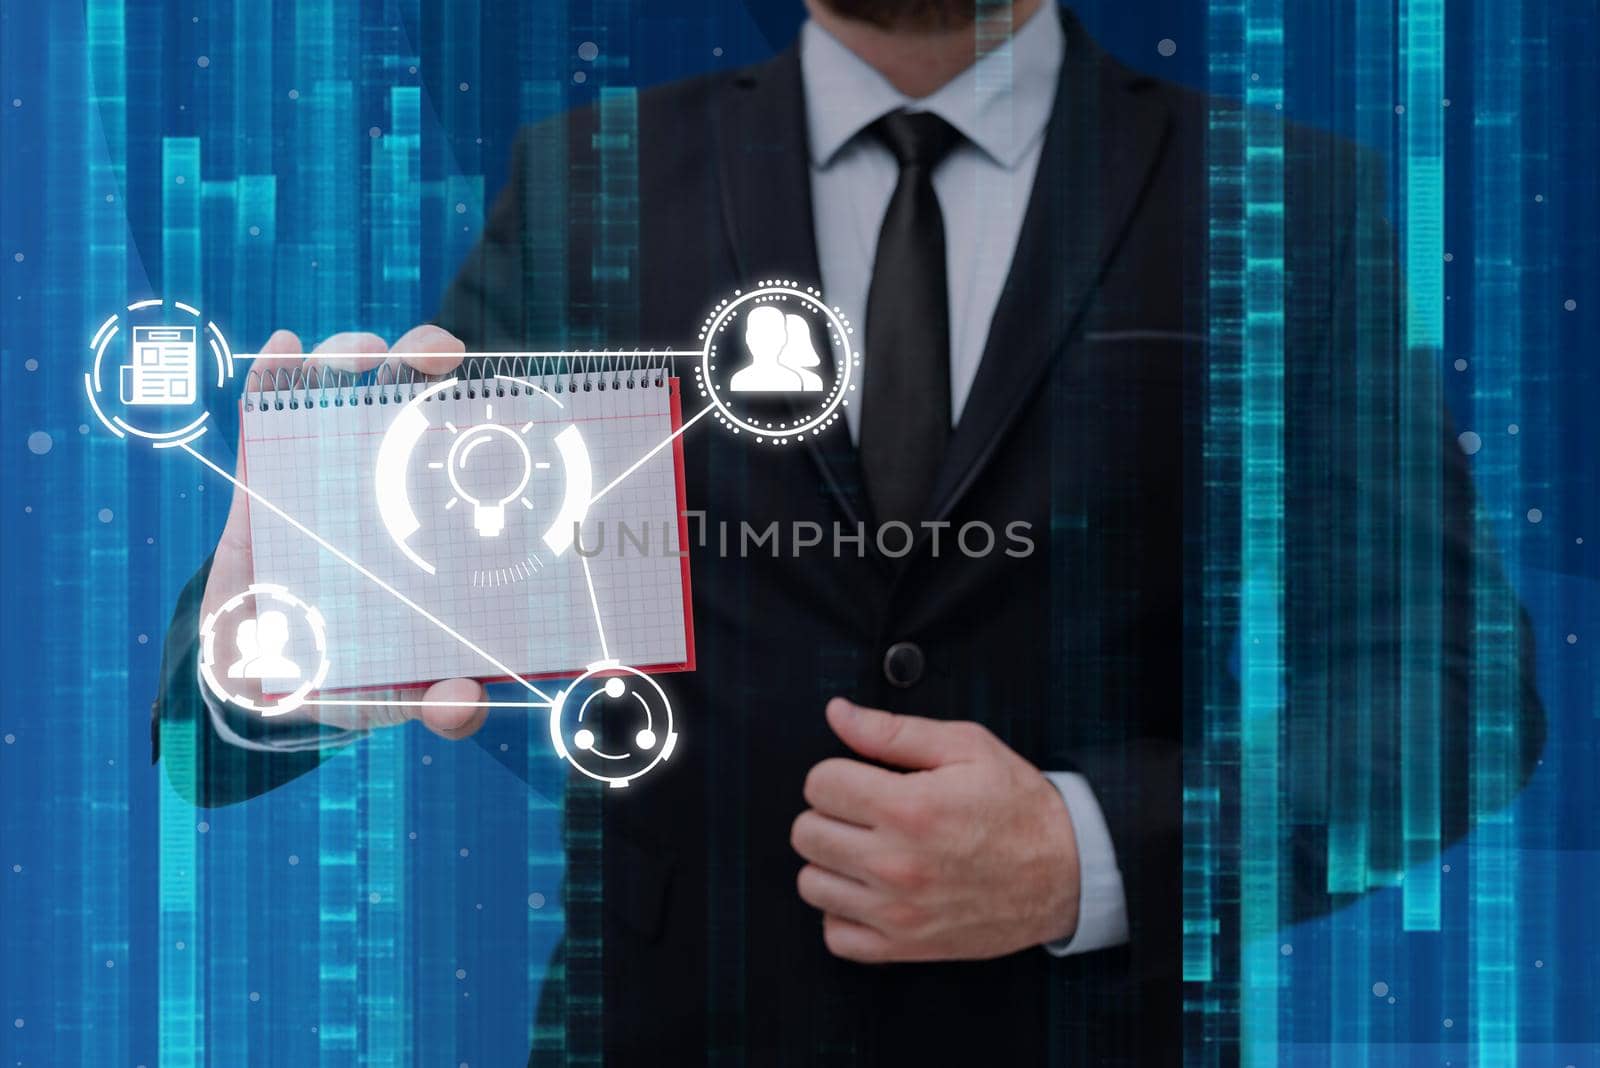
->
[572, 513, 1036, 560]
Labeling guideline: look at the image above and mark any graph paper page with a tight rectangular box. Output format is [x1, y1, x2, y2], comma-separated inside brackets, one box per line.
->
[240, 373, 691, 693]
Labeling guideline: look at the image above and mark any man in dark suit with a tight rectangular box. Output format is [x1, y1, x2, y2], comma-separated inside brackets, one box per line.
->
[157, 1, 1543, 1062]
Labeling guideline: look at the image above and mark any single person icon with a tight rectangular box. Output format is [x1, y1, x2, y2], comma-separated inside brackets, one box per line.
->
[729, 306, 806, 393]
[226, 609, 302, 681]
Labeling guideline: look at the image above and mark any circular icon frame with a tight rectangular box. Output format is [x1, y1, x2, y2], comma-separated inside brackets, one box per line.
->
[694, 281, 859, 444]
[199, 583, 331, 717]
[549, 660, 677, 788]
[83, 298, 235, 448]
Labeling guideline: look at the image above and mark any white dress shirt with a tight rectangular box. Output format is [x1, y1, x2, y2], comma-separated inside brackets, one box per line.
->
[801, 8, 1129, 956]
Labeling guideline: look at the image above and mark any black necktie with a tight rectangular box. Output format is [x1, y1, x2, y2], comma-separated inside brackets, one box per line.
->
[859, 109, 963, 528]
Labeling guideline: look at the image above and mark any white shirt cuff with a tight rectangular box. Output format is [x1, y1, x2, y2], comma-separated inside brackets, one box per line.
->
[1041, 770, 1130, 956]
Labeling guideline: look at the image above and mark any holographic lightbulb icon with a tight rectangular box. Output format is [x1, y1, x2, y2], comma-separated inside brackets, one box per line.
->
[444, 422, 533, 537]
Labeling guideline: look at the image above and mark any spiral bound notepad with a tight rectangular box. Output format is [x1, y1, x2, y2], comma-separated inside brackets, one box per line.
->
[239, 356, 695, 695]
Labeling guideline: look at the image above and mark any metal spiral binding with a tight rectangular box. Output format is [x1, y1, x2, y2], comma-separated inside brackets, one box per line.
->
[243, 352, 672, 411]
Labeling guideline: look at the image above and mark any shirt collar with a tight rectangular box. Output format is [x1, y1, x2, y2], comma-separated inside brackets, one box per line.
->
[800, 4, 1064, 171]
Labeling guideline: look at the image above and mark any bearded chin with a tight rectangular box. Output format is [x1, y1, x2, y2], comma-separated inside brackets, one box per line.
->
[813, 0, 981, 31]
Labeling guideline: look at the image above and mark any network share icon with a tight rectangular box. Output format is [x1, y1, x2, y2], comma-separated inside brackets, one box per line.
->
[549, 661, 678, 788]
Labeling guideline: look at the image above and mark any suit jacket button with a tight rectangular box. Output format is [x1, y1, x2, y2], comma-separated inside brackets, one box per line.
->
[882, 642, 925, 688]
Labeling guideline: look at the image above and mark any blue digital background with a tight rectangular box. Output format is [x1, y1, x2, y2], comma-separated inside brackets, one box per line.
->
[1, 1, 1595, 1064]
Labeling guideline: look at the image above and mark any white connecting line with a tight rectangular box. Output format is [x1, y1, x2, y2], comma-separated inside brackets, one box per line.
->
[301, 698, 551, 708]
[589, 403, 713, 507]
[180, 441, 555, 707]
[579, 554, 612, 662]
[177, 356, 712, 712]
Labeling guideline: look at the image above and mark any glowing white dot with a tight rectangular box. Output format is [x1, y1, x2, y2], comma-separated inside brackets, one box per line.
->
[1568, 633, 1578, 644]
[1507, 423, 1520, 435]
[578, 41, 599, 61]
[528, 892, 546, 909]
[455, 202, 467, 214]
[458, 81, 470, 92]
[369, 126, 382, 138]
[175, 175, 186, 185]
[3, 735, 13, 745]
[288, 854, 299, 865]
[1564, 298, 1577, 311]
[27, 432, 52, 455]
[573, 728, 595, 750]
[421, 754, 432, 765]
[636, 728, 657, 750]
[458, 847, 469, 857]
[1395, 104, 1406, 114]
[1279, 943, 1292, 955]
[196, 55, 210, 68]
[12, 251, 23, 262]
[288, 89, 299, 100]
[98, 508, 114, 523]
[24, 358, 37, 370]
[712, 46, 723, 56]
[137, 633, 148, 644]
[196, 821, 209, 833]
[1157, 38, 1177, 57]
[1453, 358, 1467, 371]
[249, 991, 260, 1002]
[1373, 981, 1389, 997]
[248, 225, 261, 236]
[1457, 431, 1482, 455]
[455, 968, 467, 979]
[1527, 508, 1543, 524]
[1442, 1017, 1453, 1028]
[1444, 251, 1454, 262]
[573, 71, 587, 84]
[369, 891, 381, 903]
[604, 677, 626, 698]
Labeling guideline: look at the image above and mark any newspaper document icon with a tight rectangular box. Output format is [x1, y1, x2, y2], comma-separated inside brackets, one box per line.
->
[121, 325, 197, 406]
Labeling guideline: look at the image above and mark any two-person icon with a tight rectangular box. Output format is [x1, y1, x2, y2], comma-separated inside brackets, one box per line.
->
[728, 306, 825, 394]
[226, 609, 302, 681]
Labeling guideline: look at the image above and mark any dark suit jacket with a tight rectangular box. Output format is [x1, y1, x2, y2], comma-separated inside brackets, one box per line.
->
[155, 9, 1544, 1064]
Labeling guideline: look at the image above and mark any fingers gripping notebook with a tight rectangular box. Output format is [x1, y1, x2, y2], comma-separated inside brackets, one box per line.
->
[239, 356, 694, 695]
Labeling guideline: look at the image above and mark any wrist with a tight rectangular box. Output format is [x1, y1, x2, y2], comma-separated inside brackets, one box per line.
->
[1036, 771, 1082, 945]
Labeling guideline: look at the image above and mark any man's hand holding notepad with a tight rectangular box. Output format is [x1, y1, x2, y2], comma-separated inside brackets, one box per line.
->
[202, 324, 694, 740]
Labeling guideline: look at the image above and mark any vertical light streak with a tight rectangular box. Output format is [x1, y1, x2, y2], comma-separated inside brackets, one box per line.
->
[1205, 0, 1287, 1062]
[83, 3, 132, 1064]
[159, 135, 204, 1068]
[1470, 0, 1526, 1059]
[1399, 0, 1447, 934]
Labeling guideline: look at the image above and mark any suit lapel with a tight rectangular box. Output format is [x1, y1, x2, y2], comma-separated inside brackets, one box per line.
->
[713, 47, 870, 529]
[920, 10, 1173, 533]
